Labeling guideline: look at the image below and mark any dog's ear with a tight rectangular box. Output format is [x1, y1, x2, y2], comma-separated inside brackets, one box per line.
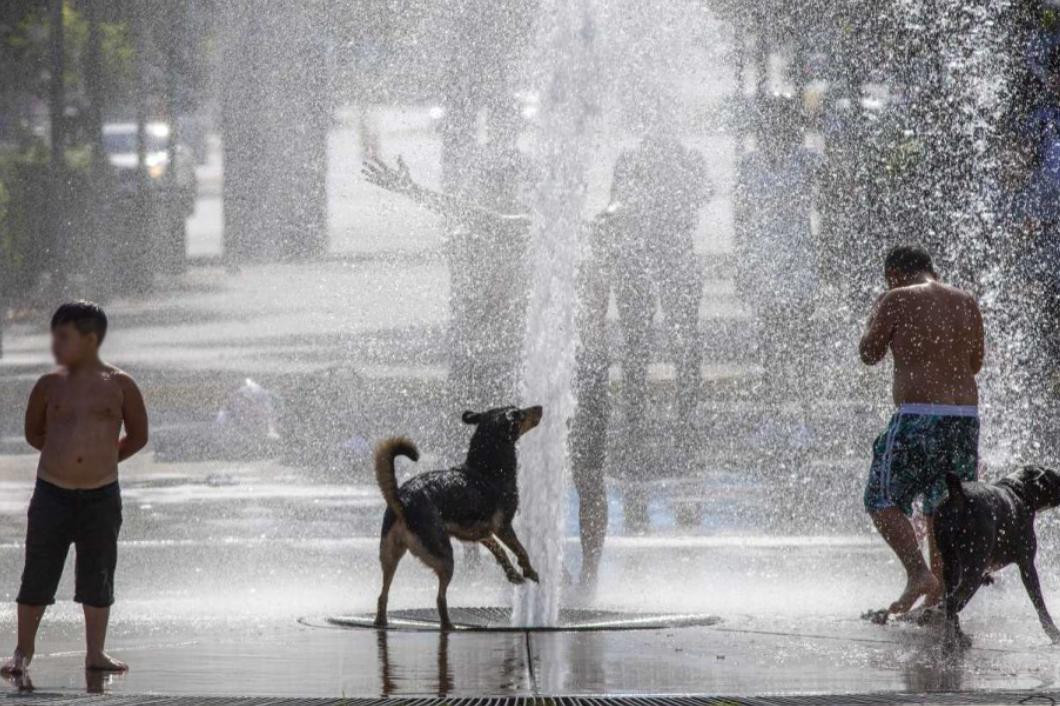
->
[462, 410, 481, 425]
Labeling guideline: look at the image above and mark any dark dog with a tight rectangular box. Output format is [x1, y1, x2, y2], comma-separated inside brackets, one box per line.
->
[934, 466, 1060, 648]
[373, 405, 543, 630]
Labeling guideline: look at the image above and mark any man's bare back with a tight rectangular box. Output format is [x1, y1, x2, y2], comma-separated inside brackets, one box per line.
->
[860, 278, 984, 406]
[26, 365, 146, 490]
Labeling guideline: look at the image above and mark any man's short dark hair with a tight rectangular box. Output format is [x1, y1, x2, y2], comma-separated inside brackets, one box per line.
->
[884, 245, 935, 277]
[51, 300, 108, 344]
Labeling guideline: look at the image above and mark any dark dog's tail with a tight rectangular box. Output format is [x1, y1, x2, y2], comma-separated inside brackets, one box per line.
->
[945, 473, 966, 508]
[374, 437, 419, 523]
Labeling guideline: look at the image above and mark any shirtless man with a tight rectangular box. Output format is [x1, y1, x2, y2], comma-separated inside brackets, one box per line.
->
[2, 301, 148, 675]
[859, 246, 984, 615]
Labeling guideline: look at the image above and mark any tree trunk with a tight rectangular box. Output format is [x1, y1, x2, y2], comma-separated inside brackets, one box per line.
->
[47, 0, 66, 292]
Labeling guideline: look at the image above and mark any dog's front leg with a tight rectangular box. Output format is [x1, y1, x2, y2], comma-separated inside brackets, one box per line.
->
[481, 537, 525, 584]
[1018, 558, 1060, 643]
[497, 525, 539, 583]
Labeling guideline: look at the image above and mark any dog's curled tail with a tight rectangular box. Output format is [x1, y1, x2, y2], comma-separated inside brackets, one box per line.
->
[945, 473, 966, 508]
[374, 436, 419, 522]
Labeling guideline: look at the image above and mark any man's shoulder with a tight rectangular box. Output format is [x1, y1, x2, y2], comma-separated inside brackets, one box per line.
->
[936, 282, 980, 307]
[885, 281, 979, 311]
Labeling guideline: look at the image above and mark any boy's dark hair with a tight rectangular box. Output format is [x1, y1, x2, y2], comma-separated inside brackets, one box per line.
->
[884, 245, 935, 277]
[51, 300, 108, 344]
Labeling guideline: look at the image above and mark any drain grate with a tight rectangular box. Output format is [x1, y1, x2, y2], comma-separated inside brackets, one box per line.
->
[326, 606, 722, 631]
[6, 691, 1060, 705]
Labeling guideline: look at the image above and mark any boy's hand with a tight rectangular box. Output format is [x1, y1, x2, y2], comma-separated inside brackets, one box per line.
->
[117, 374, 148, 462]
[24, 375, 50, 451]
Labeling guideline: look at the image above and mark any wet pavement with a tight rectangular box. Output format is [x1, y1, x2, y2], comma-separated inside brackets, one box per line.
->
[0, 452, 1056, 700]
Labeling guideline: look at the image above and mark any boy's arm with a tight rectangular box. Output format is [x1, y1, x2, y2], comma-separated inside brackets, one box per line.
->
[859, 292, 898, 365]
[117, 374, 148, 462]
[24, 377, 48, 451]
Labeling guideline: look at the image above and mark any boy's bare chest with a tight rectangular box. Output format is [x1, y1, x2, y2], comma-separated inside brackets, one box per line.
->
[47, 381, 122, 425]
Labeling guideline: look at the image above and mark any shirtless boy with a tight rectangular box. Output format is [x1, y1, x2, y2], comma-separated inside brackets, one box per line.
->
[859, 246, 984, 615]
[2, 302, 148, 675]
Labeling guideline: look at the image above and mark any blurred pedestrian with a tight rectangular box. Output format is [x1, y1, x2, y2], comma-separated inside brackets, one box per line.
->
[573, 133, 710, 536]
[734, 95, 820, 400]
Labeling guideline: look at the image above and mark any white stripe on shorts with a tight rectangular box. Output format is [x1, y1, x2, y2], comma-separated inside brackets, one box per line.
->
[898, 403, 978, 418]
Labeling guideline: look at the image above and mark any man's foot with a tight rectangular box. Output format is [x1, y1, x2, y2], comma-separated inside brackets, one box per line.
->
[85, 653, 127, 672]
[889, 569, 940, 614]
[861, 608, 889, 625]
[0, 648, 31, 676]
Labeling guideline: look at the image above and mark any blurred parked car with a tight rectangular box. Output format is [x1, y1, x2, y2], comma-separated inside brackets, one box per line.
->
[103, 121, 197, 217]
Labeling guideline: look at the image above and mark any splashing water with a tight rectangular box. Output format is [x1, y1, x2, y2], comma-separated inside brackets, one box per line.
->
[511, 0, 598, 627]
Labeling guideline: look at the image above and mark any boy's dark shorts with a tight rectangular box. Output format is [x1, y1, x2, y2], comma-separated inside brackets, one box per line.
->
[17, 478, 122, 608]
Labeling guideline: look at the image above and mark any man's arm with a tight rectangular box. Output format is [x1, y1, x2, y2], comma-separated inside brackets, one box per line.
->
[859, 292, 898, 365]
[361, 156, 530, 233]
[24, 376, 49, 451]
[968, 297, 985, 375]
[117, 374, 148, 462]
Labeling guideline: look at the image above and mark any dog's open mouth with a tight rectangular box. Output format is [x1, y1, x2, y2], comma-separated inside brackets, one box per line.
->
[518, 405, 543, 436]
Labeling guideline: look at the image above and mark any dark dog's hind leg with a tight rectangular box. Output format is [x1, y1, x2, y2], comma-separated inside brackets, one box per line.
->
[1017, 551, 1060, 643]
[939, 527, 971, 652]
[940, 534, 988, 651]
[376, 528, 407, 627]
[435, 552, 455, 632]
[403, 525, 455, 631]
[482, 537, 524, 584]
[497, 525, 539, 583]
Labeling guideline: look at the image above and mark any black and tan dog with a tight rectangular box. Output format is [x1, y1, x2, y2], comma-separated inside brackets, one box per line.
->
[935, 466, 1060, 648]
[373, 405, 543, 630]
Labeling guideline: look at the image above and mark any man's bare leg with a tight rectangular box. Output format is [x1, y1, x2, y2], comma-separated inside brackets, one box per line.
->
[83, 605, 126, 672]
[871, 507, 938, 613]
[1, 604, 46, 674]
[924, 515, 943, 607]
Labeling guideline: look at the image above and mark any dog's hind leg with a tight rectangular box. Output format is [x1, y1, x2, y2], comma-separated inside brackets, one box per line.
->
[375, 527, 406, 627]
[496, 525, 539, 583]
[403, 523, 455, 630]
[481, 536, 524, 584]
[942, 548, 989, 651]
[435, 550, 455, 632]
[941, 551, 965, 651]
[937, 524, 975, 652]
[1017, 549, 1060, 643]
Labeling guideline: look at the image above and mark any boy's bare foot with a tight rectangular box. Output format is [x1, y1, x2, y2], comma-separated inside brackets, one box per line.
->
[85, 653, 127, 672]
[889, 569, 939, 614]
[923, 586, 943, 608]
[2, 671, 34, 693]
[0, 648, 31, 675]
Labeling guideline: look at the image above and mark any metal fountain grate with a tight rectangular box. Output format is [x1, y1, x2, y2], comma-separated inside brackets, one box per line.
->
[326, 606, 722, 631]
[5, 691, 1060, 705]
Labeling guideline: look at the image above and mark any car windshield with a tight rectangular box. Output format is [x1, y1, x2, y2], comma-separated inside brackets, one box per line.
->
[103, 131, 168, 154]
